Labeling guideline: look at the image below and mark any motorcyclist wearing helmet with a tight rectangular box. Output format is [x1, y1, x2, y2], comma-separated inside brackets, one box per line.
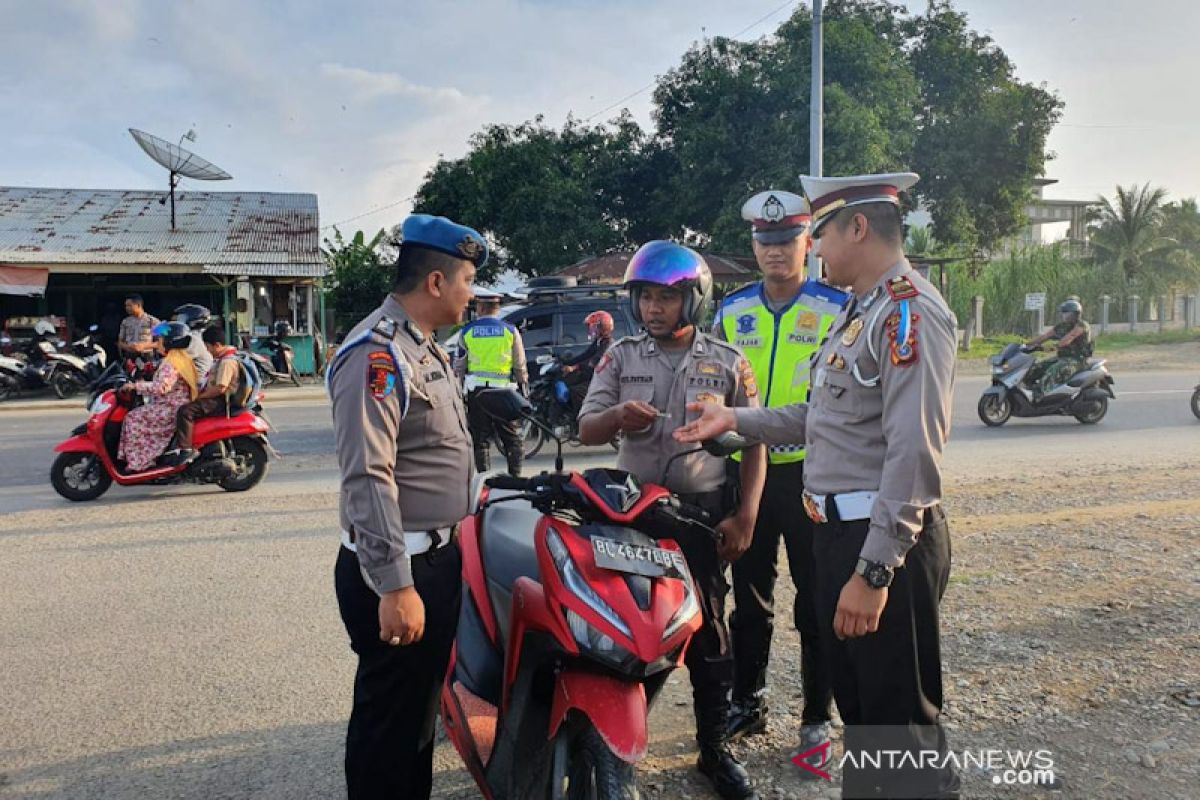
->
[1024, 298, 1093, 396]
[172, 303, 214, 381]
[560, 309, 616, 413]
[578, 240, 767, 800]
[116, 321, 200, 472]
[25, 319, 59, 365]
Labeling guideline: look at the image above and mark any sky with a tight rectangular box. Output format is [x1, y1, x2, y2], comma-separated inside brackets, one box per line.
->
[1, 0, 1197, 239]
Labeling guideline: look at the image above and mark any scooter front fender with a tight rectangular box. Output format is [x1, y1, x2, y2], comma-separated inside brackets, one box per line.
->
[548, 671, 648, 763]
[981, 384, 1007, 399]
[54, 434, 98, 454]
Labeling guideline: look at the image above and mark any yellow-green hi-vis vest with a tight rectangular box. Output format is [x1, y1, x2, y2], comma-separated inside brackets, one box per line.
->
[462, 317, 516, 388]
[717, 280, 849, 464]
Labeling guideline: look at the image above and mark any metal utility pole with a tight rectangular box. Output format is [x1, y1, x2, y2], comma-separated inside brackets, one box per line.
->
[807, 0, 824, 280]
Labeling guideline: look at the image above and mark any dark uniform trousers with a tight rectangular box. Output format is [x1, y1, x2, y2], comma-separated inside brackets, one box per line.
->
[730, 460, 833, 723]
[673, 490, 736, 741]
[813, 502, 959, 799]
[335, 542, 463, 800]
[466, 388, 523, 474]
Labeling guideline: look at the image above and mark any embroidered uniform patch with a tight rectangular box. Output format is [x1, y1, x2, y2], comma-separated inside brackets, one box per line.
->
[698, 361, 722, 376]
[694, 391, 721, 404]
[885, 302, 921, 367]
[737, 358, 758, 398]
[886, 275, 920, 301]
[367, 350, 397, 399]
[736, 314, 758, 335]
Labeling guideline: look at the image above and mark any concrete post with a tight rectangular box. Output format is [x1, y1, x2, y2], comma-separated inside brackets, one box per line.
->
[1159, 295, 1168, 332]
[1184, 295, 1193, 330]
[1128, 295, 1140, 332]
[972, 295, 984, 339]
[1100, 295, 1111, 334]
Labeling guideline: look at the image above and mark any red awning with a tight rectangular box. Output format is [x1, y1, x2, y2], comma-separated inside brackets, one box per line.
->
[0, 265, 49, 297]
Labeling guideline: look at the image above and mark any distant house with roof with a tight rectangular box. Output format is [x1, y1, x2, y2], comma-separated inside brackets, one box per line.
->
[0, 187, 325, 371]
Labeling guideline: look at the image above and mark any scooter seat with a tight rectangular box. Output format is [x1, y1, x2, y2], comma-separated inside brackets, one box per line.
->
[480, 491, 545, 649]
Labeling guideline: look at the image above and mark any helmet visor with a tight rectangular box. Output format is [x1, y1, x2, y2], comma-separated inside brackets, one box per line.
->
[623, 241, 705, 287]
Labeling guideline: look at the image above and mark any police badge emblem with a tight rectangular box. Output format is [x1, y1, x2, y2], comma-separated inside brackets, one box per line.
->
[841, 318, 865, 346]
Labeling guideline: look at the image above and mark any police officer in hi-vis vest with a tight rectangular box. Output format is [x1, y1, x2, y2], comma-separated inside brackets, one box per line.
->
[455, 292, 528, 476]
[677, 174, 960, 798]
[712, 191, 847, 770]
[328, 213, 484, 800]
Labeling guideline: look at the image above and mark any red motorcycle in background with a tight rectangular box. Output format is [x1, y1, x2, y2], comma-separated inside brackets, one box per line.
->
[441, 389, 743, 799]
[49, 368, 271, 501]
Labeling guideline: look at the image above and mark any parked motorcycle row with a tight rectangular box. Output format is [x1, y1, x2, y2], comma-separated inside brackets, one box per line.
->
[0, 325, 107, 402]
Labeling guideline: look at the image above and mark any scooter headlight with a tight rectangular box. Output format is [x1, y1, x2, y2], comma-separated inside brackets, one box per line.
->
[662, 579, 700, 641]
[546, 528, 632, 639]
[564, 607, 639, 671]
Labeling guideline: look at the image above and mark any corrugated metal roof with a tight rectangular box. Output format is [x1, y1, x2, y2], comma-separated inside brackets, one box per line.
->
[203, 263, 327, 277]
[0, 186, 326, 277]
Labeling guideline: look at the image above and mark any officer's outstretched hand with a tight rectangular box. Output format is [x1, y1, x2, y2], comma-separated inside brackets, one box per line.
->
[716, 513, 754, 562]
[380, 586, 425, 647]
[615, 400, 661, 432]
[833, 575, 888, 640]
[673, 402, 736, 444]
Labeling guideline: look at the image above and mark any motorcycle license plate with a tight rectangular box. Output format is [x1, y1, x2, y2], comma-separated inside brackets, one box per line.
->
[592, 537, 689, 580]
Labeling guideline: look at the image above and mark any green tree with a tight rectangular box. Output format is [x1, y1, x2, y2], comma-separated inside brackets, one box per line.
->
[1089, 184, 1182, 294]
[413, 113, 667, 280]
[322, 227, 390, 323]
[907, 1, 1062, 253]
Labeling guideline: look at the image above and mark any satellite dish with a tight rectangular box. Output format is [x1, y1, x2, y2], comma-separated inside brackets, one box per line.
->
[129, 128, 232, 228]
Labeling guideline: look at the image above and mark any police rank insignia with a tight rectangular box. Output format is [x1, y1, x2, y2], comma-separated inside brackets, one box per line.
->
[367, 351, 397, 400]
[737, 358, 758, 398]
[694, 391, 720, 404]
[698, 361, 722, 376]
[885, 301, 920, 367]
[886, 275, 920, 301]
[457, 235, 484, 261]
[841, 317, 865, 346]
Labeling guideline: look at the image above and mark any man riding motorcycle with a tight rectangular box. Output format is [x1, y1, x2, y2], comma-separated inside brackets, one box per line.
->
[172, 303, 214, 382]
[1024, 299, 1093, 396]
[560, 310, 615, 413]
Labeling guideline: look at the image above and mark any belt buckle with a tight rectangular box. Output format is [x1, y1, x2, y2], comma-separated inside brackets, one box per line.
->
[802, 492, 827, 524]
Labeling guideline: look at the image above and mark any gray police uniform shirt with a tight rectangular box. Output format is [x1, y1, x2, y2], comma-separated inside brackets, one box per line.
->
[328, 295, 473, 592]
[580, 331, 759, 495]
[734, 261, 957, 568]
[119, 313, 159, 348]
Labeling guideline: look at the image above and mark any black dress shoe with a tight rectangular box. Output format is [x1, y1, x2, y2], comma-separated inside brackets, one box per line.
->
[697, 743, 759, 800]
[726, 697, 768, 740]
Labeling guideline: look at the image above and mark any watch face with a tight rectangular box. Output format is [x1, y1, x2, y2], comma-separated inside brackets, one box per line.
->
[867, 564, 892, 588]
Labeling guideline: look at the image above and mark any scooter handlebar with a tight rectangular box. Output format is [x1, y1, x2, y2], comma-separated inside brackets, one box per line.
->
[484, 475, 530, 491]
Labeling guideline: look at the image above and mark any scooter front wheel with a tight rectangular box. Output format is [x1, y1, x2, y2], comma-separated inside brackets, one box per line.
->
[551, 724, 639, 800]
[521, 419, 546, 459]
[1191, 387, 1200, 421]
[51, 370, 85, 399]
[50, 452, 112, 501]
[977, 393, 1012, 427]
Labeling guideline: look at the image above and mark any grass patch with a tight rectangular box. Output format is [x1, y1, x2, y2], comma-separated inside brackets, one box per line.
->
[958, 330, 1200, 360]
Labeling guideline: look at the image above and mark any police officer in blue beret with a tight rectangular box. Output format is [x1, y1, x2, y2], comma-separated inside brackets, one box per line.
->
[329, 213, 484, 799]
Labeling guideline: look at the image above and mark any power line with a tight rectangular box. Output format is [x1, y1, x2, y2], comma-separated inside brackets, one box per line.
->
[321, 195, 414, 232]
[582, 0, 797, 123]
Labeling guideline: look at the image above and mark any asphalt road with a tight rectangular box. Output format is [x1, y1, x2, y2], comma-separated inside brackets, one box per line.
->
[0, 370, 1196, 799]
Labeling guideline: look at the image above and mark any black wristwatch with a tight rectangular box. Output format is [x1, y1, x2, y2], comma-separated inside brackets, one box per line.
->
[855, 558, 894, 589]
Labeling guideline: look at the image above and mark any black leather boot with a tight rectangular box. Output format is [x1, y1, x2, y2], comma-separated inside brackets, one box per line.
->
[726, 692, 768, 740]
[696, 701, 759, 800]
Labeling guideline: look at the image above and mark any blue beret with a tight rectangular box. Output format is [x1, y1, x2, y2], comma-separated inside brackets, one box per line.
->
[400, 214, 488, 267]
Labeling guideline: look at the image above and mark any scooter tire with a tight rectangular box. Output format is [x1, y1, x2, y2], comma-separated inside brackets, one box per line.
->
[52, 370, 85, 400]
[1191, 387, 1200, 421]
[1073, 394, 1108, 425]
[0, 376, 17, 402]
[218, 437, 270, 492]
[558, 725, 639, 800]
[50, 452, 112, 501]
[522, 421, 546, 460]
[977, 393, 1011, 427]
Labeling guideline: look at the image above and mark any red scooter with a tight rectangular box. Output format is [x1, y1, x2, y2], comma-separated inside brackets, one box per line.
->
[49, 381, 271, 502]
[441, 389, 742, 799]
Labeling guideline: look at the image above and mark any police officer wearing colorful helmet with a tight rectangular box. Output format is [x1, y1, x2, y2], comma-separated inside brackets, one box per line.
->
[578, 240, 768, 800]
[327, 213, 483, 799]
[712, 191, 848, 767]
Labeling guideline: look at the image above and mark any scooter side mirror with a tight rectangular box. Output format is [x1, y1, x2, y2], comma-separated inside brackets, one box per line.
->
[701, 431, 751, 458]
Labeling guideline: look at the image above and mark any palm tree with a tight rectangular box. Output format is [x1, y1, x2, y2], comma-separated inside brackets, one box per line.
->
[1089, 184, 1179, 293]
